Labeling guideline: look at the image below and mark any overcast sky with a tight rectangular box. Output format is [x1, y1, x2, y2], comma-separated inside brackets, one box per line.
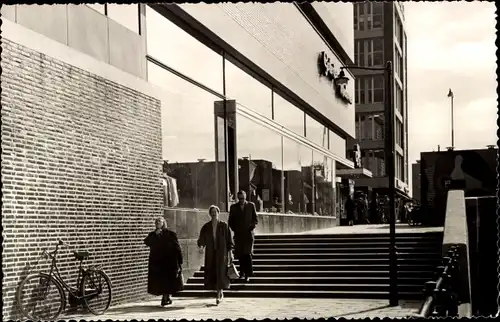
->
[404, 1, 497, 164]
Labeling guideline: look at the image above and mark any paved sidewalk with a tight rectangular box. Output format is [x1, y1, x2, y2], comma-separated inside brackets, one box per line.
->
[262, 224, 444, 236]
[64, 297, 421, 320]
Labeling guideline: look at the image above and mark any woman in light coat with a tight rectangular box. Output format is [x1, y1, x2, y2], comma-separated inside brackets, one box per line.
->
[198, 205, 234, 305]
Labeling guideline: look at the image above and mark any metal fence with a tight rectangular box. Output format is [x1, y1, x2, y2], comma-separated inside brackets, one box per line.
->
[416, 244, 461, 318]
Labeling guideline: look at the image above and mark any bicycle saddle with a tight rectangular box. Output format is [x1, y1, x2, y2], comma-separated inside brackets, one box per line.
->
[73, 250, 90, 261]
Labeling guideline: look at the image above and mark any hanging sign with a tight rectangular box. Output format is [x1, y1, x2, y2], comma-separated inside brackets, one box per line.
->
[318, 51, 353, 104]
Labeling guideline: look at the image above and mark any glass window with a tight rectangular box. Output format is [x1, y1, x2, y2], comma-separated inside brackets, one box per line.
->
[236, 114, 283, 213]
[225, 59, 272, 119]
[313, 152, 335, 217]
[372, 2, 384, 29]
[146, 6, 223, 93]
[149, 61, 223, 210]
[329, 130, 346, 158]
[306, 114, 327, 148]
[107, 4, 139, 34]
[86, 3, 105, 14]
[283, 137, 313, 216]
[273, 92, 305, 136]
[373, 75, 384, 103]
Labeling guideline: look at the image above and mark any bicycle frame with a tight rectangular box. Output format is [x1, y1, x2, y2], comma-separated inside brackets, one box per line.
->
[43, 243, 100, 301]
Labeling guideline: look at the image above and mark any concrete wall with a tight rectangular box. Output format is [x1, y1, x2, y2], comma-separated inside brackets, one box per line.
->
[442, 189, 472, 317]
[311, 2, 354, 62]
[1, 4, 146, 79]
[179, 3, 355, 140]
[164, 208, 337, 280]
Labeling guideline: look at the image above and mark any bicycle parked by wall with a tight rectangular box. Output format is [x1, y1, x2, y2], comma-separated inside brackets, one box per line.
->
[16, 240, 112, 320]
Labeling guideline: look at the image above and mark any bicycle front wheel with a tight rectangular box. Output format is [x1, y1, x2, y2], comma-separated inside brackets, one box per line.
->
[16, 273, 65, 321]
[81, 269, 112, 315]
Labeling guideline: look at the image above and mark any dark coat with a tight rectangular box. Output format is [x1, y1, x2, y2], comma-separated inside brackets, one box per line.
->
[345, 198, 356, 221]
[228, 201, 258, 257]
[198, 220, 234, 290]
[144, 228, 183, 296]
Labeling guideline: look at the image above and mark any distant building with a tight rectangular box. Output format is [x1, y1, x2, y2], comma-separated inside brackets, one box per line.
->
[412, 161, 421, 202]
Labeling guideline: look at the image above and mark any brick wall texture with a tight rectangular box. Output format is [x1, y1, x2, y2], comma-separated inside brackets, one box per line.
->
[1, 39, 163, 319]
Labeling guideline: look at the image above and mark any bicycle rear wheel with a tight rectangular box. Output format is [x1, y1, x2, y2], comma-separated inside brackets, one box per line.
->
[16, 273, 65, 321]
[81, 269, 112, 315]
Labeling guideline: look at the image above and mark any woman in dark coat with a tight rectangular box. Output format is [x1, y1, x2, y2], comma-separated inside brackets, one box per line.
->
[198, 205, 234, 305]
[144, 217, 183, 306]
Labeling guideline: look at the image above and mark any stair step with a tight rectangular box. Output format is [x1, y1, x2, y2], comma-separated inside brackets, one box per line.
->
[255, 232, 443, 240]
[186, 276, 428, 285]
[201, 264, 437, 272]
[255, 236, 442, 243]
[254, 241, 441, 248]
[175, 289, 423, 300]
[229, 258, 440, 266]
[183, 283, 425, 292]
[250, 253, 441, 259]
[253, 247, 440, 254]
[193, 270, 435, 278]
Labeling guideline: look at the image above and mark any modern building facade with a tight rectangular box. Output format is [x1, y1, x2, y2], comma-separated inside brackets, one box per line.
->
[1, 3, 358, 318]
[347, 1, 410, 199]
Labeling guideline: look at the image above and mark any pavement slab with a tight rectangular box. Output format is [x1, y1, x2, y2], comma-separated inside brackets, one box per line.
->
[63, 297, 421, 320]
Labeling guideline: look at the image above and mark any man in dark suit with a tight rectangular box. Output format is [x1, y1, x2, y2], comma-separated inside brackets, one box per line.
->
[228, 190, 258, 282]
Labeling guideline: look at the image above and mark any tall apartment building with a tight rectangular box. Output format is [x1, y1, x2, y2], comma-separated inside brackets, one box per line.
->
[348, 1, 410, 199]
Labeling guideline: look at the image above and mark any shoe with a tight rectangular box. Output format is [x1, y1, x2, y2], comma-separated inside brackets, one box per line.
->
[161, 296, 172, 306]
[244, 276, 250, 282]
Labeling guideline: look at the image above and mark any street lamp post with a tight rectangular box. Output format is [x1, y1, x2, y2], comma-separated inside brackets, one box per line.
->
[447, 89, 455, 148]
[336, 61, 398, 306]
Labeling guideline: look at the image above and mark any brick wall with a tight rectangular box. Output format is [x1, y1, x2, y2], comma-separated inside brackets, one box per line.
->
[1, 39, 162, 319]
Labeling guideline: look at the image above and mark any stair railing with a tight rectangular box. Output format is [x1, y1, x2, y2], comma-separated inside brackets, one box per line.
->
[415, 244, 461, 318]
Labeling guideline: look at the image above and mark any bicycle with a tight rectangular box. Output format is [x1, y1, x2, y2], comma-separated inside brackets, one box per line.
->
[16, 240, 112, 320]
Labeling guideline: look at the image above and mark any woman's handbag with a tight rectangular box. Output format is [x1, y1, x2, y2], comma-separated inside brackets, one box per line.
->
[175, 270, 185, 292]
[227, 263, 240, 280]
[227, 252, 240, 279]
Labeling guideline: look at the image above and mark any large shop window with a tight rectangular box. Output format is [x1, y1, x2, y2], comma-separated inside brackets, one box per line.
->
[149, 61, 224, 210]
[273, 92, 305, 136]
[305, 114, 327, 148]
[329, 130, 346, 158]
[236, 115, 283, 213]
[283, 137, 313, 215]
[146, 6, 223, 92]
[225, 59, 273, 119]
[107, 4, 140, 34]
[313, 151, 335, 217]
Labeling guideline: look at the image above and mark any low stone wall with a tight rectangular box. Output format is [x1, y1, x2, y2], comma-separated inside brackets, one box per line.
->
[443, 189, 471, 317]
[164, 208, 337, 280]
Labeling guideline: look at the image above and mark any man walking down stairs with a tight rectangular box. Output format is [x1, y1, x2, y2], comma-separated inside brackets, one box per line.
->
[180, 228, 443, 299]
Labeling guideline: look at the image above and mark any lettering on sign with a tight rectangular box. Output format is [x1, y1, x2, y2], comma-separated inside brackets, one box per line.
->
[318, 51, 353, 104]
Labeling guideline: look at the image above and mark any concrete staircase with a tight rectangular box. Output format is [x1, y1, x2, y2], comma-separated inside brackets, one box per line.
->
[178, 231, 443, 299]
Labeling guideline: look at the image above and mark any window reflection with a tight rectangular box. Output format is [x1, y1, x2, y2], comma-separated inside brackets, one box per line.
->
[283, 137, 314, 215]
[313, 152, 335, 216]
[306, 114, 327, 148]
[146, 6, 223, 92]
[149, 62, 224, 210]
[329, 130, 347, 158]
[235, 114, 283, 213]
[107, 4, 139, 34]
[273, 92, 305, 136]
[225, 59, 272, 119]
